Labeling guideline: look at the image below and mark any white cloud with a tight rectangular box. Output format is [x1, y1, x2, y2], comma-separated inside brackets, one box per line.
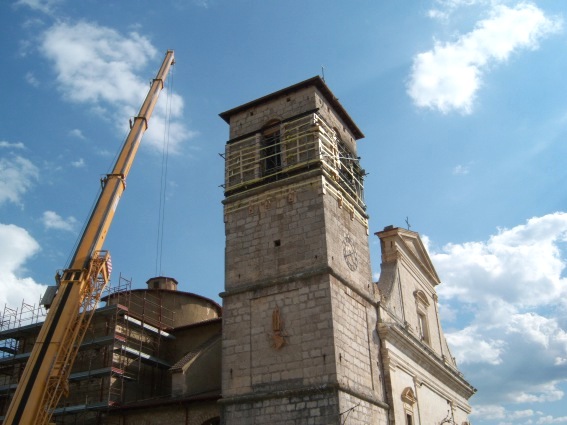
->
[538, 415, 567, 424]
[453, 164, 470, 175]
[0, 141, 25, 149]
[428, 212, 567, 407]
[428, 0, 488, 20]
[41, 210, 78, 232]
[472, 405, 542, 424]
[68, 129, 85, 140]
[408, 3, 562, 114]
[40, 21, 193, 153]
[71, 158, 85, 168]
[25, 71, 40, 87]
[193, 0, 212, 8]
[471, 404, 506, 420]
[506, 312, 567, 351]
[0, 223, 46, 309]
[435, 212, 567, 307]
[0, 155, 39, 207]
[437, 301, 457, 322]
[510, 381, 564, 403]
[42, 22, 157, 105]
[445, 325, 505, 365]
[14, 0, 63, 15]
[510, 410, 536, 420]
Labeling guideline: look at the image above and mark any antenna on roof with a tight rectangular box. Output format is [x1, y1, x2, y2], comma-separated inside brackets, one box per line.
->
[321, 65, 325, 82]
[405, 216, 412, 230]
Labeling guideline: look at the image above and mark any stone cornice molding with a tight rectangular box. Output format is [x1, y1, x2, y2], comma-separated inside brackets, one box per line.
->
[219, 382, 389, 410]
[221, 265, 378, 306]
[378, 322, 476, 399]
[222, 168, 323, 207]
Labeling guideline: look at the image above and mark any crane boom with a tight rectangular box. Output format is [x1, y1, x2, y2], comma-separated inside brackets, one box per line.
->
[3, 50, 175, 425]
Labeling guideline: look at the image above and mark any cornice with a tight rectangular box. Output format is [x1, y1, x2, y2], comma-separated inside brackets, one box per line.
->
[378, 322, 476, 398]
[219, 382, 388, 410]
[221, 265, 378, 306]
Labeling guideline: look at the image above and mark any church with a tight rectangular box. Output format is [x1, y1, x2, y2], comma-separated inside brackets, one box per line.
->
[0, 77, 475, 424]
[219, 76, 475, 424]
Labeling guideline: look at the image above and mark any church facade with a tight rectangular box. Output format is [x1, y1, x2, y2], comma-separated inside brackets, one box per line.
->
[375, 226, 475, 425]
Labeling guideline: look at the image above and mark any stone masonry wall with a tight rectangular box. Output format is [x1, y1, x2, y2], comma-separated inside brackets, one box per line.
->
[222, 390, 340, 425]
[331, 278, 383, 401]
[322, 185, 373, 295]
[224, 176, 328, 290]
[314, 91, 359, 154]
[222, 273, 337, 399]
[120, 401, 219, 425]
[338, 391, 388, 425]
[226, 86, 317, 140]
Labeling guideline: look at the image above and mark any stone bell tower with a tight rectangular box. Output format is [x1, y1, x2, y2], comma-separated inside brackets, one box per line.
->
[220, 77, 388, 424]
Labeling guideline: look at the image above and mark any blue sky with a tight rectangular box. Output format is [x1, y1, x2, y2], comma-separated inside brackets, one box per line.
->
[1, 0, 566, 423]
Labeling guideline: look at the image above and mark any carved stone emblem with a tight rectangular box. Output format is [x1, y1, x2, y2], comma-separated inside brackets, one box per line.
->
[270, 305, 287, 350]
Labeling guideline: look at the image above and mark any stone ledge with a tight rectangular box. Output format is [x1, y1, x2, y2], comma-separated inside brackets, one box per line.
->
[219, 382, 389, 411]
[220, 265, 378, 306]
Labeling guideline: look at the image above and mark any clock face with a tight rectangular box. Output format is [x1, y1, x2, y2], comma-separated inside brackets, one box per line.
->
[342, 235, 358, 271]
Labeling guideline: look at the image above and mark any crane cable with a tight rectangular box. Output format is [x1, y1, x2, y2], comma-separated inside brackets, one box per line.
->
[65, 125, 131, 270]
[155, 62, 174, 277]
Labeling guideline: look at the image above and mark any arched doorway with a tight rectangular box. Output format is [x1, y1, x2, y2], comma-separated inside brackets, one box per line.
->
[201, 417, 220, 425]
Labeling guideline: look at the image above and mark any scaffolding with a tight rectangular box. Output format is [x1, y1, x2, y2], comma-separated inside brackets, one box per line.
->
[107, 276, 174, 406]
[0, 298, 47, 334]
[224, 111, 368, 228]
[0, 275, 176, 425]
[0, 298, 48, 420]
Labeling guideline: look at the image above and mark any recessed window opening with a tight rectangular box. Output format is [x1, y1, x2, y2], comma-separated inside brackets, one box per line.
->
[336, 136, 364, 206]
[418, 312, 430, 344]
[274, 240, 281, 247]
[414, 290, 431, 345]
[401, 387, 416, 425]
[262, 121, 282, 176]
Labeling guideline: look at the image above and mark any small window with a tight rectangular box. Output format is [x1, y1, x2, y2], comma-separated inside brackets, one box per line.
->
[406, 413, 413, 425]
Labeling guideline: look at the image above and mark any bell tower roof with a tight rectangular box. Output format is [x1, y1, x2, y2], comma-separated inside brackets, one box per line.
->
[219, 76, 364, 140]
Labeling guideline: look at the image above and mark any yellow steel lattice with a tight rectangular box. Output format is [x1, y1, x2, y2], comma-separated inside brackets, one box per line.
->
[36, 251, 111, 425]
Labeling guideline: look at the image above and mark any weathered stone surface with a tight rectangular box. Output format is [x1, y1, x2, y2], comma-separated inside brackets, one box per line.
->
[221, 77, 387, 425]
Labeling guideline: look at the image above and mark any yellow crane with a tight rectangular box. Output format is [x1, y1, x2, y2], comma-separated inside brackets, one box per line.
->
[3, 50, 175, 425]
